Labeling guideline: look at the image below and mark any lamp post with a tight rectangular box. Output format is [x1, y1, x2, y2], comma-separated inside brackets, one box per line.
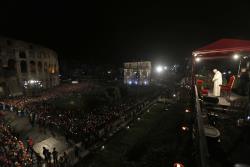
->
[156, 65, 163, 73]
[237, 59, 242, 77]
[233, 54, 242, 77]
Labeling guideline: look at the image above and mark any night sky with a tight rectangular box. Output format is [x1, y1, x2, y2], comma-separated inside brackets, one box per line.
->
[1, 1, 250, 67]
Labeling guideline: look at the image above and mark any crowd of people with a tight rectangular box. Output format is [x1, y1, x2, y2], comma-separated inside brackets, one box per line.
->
[0, 119, 33, 167]
[0, 83, 159, 166]
[0, 82, 94, 109]
[30, 97, 150, 143]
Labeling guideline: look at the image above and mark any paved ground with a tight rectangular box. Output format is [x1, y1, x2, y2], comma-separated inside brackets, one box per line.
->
[3, 111, 72, 158]
[76, 102, 195, 167]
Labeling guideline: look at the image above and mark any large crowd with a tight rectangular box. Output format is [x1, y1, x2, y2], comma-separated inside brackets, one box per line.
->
[0, 82, 94, 109]
[0, 83, 158, 166]
[0, 119, 33, 167]
[27, 97, 149, 143]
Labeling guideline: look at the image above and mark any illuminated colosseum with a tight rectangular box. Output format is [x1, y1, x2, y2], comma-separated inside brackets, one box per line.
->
[0, 37, 60, 96]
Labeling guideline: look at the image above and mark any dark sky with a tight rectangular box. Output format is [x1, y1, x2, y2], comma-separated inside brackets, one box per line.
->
[1, 1, 250, 67]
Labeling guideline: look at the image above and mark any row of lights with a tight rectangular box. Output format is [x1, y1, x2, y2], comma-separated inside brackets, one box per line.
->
[174, 108, 192, 167]
[182, 108, 191, 132]
[155, 65, 168, 73]
[114, 104, 186, 167]
[128, 80, 148, 85]
[24, 80, 43, 88]
[195, 53, 246, 62]
[99, 105, 187, 167]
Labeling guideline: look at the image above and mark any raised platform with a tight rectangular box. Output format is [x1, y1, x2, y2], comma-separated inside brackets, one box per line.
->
[33, 137, 69, 159]
[200, 91, 250, 166]
[207, 91, 243, 106]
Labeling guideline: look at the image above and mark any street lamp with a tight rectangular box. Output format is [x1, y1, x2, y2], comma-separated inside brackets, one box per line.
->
[174, 163, 184, 167]
[233, 54, 242, 77]
[181, 126, 189, 131]
[156, 65, 163, 73]
[233, 54, 239, 60]
[195, 57, 201, 62]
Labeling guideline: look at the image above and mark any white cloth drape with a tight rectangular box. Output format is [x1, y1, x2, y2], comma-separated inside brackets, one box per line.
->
[212, 71, 222, 96]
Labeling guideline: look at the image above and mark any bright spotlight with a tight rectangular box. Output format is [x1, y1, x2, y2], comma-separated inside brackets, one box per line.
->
[185, 109, 190, 113]
[181, 126, 189, 131]
[156, 65, 163, 73]
[128, 80, 132, 85]
[174, 163, 184, 167]
[29, 80, 35, 84]
[173, 94, 176, 98]
[233, 54, 239, 60]
[164, 66, 167, 70]
[195, 57, 201, 62]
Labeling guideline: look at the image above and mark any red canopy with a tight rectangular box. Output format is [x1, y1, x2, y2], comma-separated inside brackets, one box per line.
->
[193, 39, 250, 58]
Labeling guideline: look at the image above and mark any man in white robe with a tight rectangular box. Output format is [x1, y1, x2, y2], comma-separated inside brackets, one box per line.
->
[212, 69, 222, 96]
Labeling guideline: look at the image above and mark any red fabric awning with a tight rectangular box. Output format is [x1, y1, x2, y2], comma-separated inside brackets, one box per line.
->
[193, 39, 250, 58]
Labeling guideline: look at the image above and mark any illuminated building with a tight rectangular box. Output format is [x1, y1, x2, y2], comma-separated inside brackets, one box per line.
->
[123, 61, 151, 85]
[0, 37, 60, 96]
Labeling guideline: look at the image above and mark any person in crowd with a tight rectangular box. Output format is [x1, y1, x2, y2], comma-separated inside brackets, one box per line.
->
[47, 150, 52, 163]
[59, 156, 64, 167]
[27, 137, 33, 153]
[43, 147, 48, 162]
[36, 153, 42, 166]
[52, 147, 58, 165]
[74, 145, 79, 158]
[63, 152, 68, 165]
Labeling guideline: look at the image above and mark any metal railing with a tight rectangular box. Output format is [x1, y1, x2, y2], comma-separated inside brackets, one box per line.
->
[194, 85, 210, 167]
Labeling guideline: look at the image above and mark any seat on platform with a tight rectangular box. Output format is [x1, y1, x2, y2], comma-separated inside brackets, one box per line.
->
[220, 75, 235, 97]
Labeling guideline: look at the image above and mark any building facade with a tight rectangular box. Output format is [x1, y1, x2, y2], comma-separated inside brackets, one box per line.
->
[124, 61, 151, 85]
[0, 37, 60, 96]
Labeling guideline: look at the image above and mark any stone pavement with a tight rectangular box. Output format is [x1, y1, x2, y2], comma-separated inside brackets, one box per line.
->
[3, 111, 76, 162]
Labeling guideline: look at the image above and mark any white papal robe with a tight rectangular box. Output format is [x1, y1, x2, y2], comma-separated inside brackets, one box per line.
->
[212, 71, 222, 96]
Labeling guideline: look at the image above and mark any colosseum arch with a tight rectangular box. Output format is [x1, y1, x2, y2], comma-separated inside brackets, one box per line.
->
[8, 59, 16, 71]
[48, 64, 51, 73]
[30, 61, 36, 73]
[44, 62, 48, 73]
[38, 61, 43, 73]
[51, 64, 56, 74]
[53, 64, 56, 73]
[20, 60, 27, 73]
[19, 51, 26, 58]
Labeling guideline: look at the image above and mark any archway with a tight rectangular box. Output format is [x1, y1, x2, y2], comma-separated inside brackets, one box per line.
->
[8, 59, 16, 71]
[20, 61, 27, 73]
[30, 61, 36, 73]
[38, 61, 43, 73]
